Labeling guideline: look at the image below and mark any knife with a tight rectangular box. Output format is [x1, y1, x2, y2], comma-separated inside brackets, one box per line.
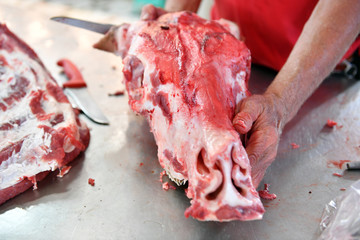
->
[50, 16, 113, 34]
[346, 162, 360, 170]
[57, 59, 110, 125]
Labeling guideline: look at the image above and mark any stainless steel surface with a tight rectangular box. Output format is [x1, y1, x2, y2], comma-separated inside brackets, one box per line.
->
[64, 88, 110, 125]
[51, 16, 113, 34]
[1, 1, 360, 240]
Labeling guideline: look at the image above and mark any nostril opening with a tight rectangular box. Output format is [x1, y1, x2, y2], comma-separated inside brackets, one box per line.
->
[196, 148, 210, 175]
[232, 179, 247, 197]
[205, 162, 222, 200]
[239, 166, 247, 176]
[206, 180, 223, 200]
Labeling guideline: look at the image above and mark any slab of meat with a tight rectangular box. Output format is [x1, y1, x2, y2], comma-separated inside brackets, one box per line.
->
[0, 24, 90, 205]
[95, 11, 264, 221]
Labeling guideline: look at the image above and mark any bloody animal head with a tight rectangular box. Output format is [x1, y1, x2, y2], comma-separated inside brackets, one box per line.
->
[95, 11, 264, 221]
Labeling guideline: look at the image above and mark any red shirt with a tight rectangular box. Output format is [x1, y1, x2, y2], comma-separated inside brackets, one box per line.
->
[211, 0, 360, 71]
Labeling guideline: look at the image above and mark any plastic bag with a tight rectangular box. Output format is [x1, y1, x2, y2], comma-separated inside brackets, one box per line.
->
[319, 180, 360, 240]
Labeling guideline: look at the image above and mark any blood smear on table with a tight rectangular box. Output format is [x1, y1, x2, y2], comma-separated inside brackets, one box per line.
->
[291, 143, 300, 149]
[327, 160, 351, 169]
[108, 90, 125, 96]
[332, 173, 343, 177]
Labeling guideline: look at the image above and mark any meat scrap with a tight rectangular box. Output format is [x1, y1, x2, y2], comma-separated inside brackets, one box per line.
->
[326, 119, 338, 128]
[0, 24, 90, 205]
[95, 11, 264, 221]
[88, 178, 95, 186]
[162, 182, 176, 191]
[291, 143, 300, 149]
[258, 184, 277, 200]
[108, 90, 125, 96]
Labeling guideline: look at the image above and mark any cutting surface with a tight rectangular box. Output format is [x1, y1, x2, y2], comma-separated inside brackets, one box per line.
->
[0, 1, 359, 239]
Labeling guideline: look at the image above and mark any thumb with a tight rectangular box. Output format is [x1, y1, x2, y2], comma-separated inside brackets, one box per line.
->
[140, 4, 158, 20]
[140, 4, 167, 21]
[233, 99, 262, 134]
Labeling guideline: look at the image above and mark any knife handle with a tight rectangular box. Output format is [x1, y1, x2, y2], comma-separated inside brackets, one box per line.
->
[57, 59, 87, 88]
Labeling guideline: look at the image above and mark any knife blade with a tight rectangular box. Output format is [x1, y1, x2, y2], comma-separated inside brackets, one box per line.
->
[50, 16, 113, 34]
[64, 88, 109, 125]
[57, 59, 110, 125]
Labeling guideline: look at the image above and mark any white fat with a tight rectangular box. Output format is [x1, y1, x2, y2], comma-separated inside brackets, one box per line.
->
[0, 128, 58, 189]
[235, 70, 248, 104]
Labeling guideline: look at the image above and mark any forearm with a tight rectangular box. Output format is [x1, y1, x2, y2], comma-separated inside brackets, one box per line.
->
[266, 0, 360, 124]
[165, 0, 202, 12]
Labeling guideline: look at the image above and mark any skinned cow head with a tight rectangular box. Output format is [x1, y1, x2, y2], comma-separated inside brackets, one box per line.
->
[94, 11, 264, 221]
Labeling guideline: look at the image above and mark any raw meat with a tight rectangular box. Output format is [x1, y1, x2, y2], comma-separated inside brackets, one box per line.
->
[95, 11, 264, 221]
[88, 178, 95, 186]
[258, 184, 277, 200]
[0, 24, 90, 205]
[326, 119, 338, 128]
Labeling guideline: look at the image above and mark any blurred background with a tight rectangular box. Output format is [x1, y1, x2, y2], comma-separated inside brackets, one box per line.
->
[18, 0, 214, 19]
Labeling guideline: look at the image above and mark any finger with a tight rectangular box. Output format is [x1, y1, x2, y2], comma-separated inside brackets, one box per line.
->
[246, 127, 277, 165]
[233, 98, 262, 134]
[245, 127, 278, 187]
[233, 112, 254, 134]
[140, 4, 157, 20]
[245, 131, 265, 166]
[140, 4, 166, 21]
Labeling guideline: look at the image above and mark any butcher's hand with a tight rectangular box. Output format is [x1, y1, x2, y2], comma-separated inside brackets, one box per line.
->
[140, 4, 167, 20]
[140, 0, 202, 20]
[233, 94, 285, 189]
[233, 0, 360, 189]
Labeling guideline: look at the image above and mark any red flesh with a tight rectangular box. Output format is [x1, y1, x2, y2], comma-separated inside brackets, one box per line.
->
[326, 119, 338, 128]
[88, 178, 95, 186]
[258, 184, 277, 200]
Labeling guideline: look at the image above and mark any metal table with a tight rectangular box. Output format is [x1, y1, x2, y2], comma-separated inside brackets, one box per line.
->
[1, 1, 359, 239]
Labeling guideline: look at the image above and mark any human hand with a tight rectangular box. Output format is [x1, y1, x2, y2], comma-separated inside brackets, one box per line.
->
[140, 4, 167, 21]
[140, 0, 202, 20]
[233, 94, 285, 189]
